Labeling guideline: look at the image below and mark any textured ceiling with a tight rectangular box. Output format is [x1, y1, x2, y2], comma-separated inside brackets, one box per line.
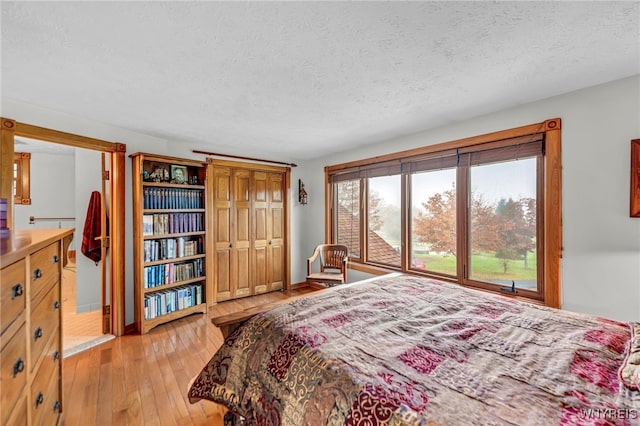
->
[2, 2, 639, 161]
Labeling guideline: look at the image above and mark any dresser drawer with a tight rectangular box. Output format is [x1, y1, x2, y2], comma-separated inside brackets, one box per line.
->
[1, 259, 26, 334]
[4, 394, 27, 426]
[30, 242, 61, 303]
[32, 362, 61, 426]
[30, 287, 61, 372]
[34, 327, 61, 395]
[1, 323, 27, 426]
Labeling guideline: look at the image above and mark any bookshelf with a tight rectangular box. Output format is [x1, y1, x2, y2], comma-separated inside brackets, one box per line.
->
[130, 153, 210, 334]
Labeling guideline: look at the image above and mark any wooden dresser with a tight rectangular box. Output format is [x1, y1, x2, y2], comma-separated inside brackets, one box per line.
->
[1, 228, 74, 425]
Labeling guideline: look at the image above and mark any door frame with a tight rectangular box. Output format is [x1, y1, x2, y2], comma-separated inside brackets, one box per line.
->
[1, 117, 127, 336]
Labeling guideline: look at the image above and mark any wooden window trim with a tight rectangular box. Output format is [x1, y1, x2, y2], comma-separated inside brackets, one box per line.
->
[13, 152, 31, 205]
[325, 119, 562, 308]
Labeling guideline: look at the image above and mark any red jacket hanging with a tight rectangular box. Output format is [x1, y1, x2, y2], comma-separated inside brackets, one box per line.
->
[81, 191, 102, 264]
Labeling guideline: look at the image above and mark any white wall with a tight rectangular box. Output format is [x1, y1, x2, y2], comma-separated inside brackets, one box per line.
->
[14, 152, 75, 231]
[296, 75, 640, 322]
[4, 74, 640, 324]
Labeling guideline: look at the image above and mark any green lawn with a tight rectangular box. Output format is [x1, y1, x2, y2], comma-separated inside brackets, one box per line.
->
[415, 251, 537, 280]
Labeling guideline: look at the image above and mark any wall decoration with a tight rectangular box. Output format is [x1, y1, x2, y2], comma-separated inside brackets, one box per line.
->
[299, 179, 308, 205]
[631, 139, 640, 217]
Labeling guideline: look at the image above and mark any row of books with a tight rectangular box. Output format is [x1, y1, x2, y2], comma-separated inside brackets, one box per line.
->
[143, 187, 203, 210]
[143, 236, 203, 262]
[0, 198, 7, 231]
[144, 284, 203, 320]
[143, 258, 204, 288]
[142, 213, 204, 236]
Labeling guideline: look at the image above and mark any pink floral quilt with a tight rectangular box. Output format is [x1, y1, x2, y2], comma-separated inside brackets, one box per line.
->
[188, 274, 640, 425]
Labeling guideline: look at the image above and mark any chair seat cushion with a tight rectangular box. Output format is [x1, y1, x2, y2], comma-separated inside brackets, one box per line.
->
[306, 272, 344, 283]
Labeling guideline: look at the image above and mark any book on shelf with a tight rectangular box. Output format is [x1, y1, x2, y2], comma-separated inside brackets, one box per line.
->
[143, 283, 204, 320]
[143, 258, 204, 288]
[143, 215, 153, 236]
[146, 213, 204, 235]
[143, 187, 204, 210]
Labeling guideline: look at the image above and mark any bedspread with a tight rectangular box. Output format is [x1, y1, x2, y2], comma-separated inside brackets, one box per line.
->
[189, 274, 640, 425]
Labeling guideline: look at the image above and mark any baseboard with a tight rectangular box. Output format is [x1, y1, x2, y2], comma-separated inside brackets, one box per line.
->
[124, 323, 137, 335]
[68, 249, 76, 261]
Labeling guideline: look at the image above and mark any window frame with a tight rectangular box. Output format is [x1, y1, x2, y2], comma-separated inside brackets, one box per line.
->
[325, 119, 562, 308]
[457, 145, 544, 301]
[13, 152, 31, 205]
[333, 178, 364, 262]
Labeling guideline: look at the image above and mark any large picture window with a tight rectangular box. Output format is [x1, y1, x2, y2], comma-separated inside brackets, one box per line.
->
[410, 167, 457, 276]
[367, 175, 401, 267]
[326, 119, 562, 307]
[467, 157, 538, 290]
[335, 179, 361, 260]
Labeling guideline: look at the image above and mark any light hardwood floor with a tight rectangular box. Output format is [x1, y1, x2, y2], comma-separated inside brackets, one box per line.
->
[61, 285, 319, 426]
[62, 260, 112, 357]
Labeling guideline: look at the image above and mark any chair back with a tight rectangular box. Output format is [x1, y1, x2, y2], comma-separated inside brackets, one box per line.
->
[319, 244, 348, 272]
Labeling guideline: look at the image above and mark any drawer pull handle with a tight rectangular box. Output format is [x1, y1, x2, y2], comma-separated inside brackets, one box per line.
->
[12, 283, 24, 299]
[53, 400, 61, 412]
[35, 392, 44, 407]
[33, 268, 42, 280]
[53, 255, 60, 263]
[12, 358, 25, 377]
[34, 327, 43, 340]
[53, 300, 61, 309]
[54, 351, 61, 361]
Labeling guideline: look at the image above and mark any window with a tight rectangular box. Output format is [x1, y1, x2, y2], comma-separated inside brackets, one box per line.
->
[326, 119, 562, 307]
[367, 175, 401, 267]
[467, 157, 538, 290]
[13, 152, 31, 205]
[335, 179, 361, 260]
[410, 167, 457, 276]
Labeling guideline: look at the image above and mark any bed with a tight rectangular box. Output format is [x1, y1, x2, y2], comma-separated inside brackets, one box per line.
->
[188, 273, 640, 425]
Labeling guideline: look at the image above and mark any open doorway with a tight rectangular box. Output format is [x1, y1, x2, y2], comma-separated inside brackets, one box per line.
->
[13, 136, 114, 355]
[1, 117, 126, 342]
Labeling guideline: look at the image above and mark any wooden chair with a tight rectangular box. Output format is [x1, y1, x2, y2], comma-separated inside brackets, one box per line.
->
[306, 244, 348, 286]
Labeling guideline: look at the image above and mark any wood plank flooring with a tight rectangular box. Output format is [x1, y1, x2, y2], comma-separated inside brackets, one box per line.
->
[62, 260, 109, 356]
[61, 285, 319, 426]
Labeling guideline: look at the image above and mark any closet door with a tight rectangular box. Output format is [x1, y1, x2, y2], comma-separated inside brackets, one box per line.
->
[233, 169, 252, 298]
[267, 172, 285, 291]
[252, 171, 269, 294]
[211, 160, 289, 302]
[213, 167, 232, 301]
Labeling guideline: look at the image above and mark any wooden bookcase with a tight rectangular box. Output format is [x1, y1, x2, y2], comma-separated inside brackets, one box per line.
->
[130, 153, 210, 334]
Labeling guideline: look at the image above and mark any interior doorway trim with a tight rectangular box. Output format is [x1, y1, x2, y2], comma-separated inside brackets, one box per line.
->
[1, 117, 127, 336]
